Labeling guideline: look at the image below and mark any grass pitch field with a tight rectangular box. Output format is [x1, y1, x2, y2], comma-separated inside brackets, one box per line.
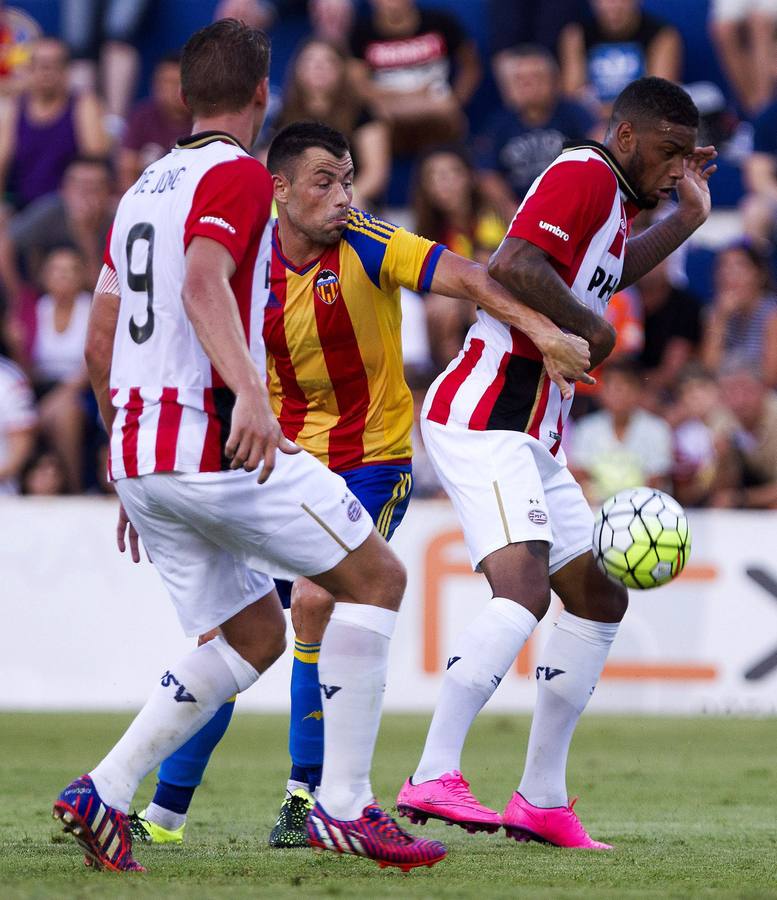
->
[1, 712, 776, 899]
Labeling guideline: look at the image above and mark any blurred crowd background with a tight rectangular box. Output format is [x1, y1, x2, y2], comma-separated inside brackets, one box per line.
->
[0, 0, 776, 510]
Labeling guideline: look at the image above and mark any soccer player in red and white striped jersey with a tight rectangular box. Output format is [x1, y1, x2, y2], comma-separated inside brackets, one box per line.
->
[398, 78, 717, 848]
[52, 20, 446, 874]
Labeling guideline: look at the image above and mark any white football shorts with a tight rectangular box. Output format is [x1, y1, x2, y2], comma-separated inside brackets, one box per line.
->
[421, 418, 593, 574]
[116, 447, 373, 636]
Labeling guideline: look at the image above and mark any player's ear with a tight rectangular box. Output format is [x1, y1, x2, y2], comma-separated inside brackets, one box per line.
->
[615, 120, 635, 154]
[272, 172, 289, 204]
[255, 77, 269, 110]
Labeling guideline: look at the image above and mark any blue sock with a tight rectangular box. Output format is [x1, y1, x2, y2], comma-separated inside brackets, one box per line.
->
[289, 640, 323, 793]
[152, 697, 236, 813]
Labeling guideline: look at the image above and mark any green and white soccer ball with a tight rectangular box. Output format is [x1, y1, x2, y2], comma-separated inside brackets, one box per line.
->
[592, 487, 691, 590]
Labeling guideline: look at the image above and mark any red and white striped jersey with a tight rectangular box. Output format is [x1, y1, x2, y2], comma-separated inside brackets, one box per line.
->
[423, 142, 640, 459]
[102, 132, 273, 480]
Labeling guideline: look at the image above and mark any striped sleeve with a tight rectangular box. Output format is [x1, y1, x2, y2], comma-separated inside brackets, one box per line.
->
[381, 227, 444, 294]
[95, 263, 120, 296]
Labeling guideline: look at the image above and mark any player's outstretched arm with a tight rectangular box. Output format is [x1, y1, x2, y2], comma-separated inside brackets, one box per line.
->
[183, 236, 298, 482]
[487, 238, 616, 368]
[620, 146, 717, 289]
[428, 249, 594, 398]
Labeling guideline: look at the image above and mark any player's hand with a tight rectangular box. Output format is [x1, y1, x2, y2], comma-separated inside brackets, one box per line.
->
[116, 502, 143, 564]
[226, 390, 301, 483]
[541, 333, 594, 401]
[676, 146, 717, 228]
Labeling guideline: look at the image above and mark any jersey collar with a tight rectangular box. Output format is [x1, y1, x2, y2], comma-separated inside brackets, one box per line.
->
[176, 130, 249, 153]
[561, 140, 643, 208]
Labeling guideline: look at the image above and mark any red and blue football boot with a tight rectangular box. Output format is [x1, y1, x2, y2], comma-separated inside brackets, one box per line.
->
[52, 775, 145, 872]
[306, 800, 447, 871]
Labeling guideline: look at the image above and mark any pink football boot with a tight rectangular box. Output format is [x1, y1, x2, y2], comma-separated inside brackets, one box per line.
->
[396, 771, 502, 834]
[502, 792, 613, 850]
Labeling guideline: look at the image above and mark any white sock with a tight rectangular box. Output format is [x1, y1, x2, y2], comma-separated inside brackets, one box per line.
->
[316, 603, 397, 820]
[413, 598, 538, 784]
[285, 778, 310, 797]
[144, 802, 186, 831]
[518, 610, 619, 807]
[90, 636, 258, 813]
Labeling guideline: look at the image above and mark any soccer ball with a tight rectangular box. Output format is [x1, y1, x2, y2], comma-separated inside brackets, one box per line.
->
[592, 487, 691, 589]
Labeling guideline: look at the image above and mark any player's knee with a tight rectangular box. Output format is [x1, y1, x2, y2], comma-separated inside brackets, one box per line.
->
[246, 630, 287, 675]
[291, 581, 335, 637]
[485, 563, 550, 619]
[370, 549, 406, 611]
[603, 582, 629, 622]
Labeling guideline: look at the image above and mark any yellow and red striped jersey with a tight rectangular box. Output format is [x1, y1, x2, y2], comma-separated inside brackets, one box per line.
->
[264, 208, 444, 472]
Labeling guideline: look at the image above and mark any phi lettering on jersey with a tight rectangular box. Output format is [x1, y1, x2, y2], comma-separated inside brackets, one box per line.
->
[587, 266, 619, 302]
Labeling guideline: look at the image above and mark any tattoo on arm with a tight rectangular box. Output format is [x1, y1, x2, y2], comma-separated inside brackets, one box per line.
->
[489, 241, 604, 341]
[620, 214, 695, 289]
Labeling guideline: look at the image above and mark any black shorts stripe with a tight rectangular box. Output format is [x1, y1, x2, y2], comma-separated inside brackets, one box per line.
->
[486, 355, 545, 432]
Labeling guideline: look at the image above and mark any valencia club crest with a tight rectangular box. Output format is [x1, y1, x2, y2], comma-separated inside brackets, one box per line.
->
[314, 269, 340, 305]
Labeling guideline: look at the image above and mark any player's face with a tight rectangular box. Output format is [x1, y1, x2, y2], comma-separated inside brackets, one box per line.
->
[622, 120, 697, 209]
[284, 149, 354, 246]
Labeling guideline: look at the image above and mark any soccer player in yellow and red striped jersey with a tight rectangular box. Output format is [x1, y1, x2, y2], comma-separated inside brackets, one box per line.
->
[141, 121, 592, 852]
[265, 205, 437, 475]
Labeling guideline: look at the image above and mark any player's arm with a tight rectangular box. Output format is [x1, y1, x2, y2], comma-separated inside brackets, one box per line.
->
[84, 287, 120, 431]
[182, 236, 296, 481]
[488, 238, 616, 368]
[429, 249, 594, 398]
[619, 147, 717, 289]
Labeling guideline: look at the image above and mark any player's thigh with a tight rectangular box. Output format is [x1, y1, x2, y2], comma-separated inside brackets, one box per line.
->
[543, 463, 596, 577]
[166, 451, 374, 583]
[116, 476, 274, 638]
[421, 419, 554, 571]
[309, 529, 406, 611]
[480, 540, 550, 618]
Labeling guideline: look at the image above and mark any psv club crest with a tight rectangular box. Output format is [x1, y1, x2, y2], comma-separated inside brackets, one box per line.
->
[314, 268, 340, 305]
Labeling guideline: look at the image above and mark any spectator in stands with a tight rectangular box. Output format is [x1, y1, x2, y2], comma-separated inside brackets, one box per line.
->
[476, 43, 599, 222]
[0, 38, 109, 211]
[274, 38, 390, 208]
[742, 94, 777, 248]
[349, 0, 482, 154]
[667, 366, 731, 508]
[118, 53, 191, 193]
[0, 156, 113, 303]
[571, 286, 644, 418]
[214, 0, 277, 30]
[712, 360, 777, 509]
[308, 0, 355, 50]
[558, 0, 682, 116]
[412, 145, 505, 367]
[29, 247, 91, 494]
[0, 317, 36, 494]
[709, 0, 777, 116]
[567, 358, 673, 506]
[700, 242, 777, 389]
[61, 0, 152, 136]
[636, 257, 702, 401]
[489, 0, 587, 61]
[20, 446, 67, 495]
[0, 2, 42, 95]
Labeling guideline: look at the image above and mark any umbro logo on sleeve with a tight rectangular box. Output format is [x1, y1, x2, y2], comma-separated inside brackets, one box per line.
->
[199, 215, 236, 234]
